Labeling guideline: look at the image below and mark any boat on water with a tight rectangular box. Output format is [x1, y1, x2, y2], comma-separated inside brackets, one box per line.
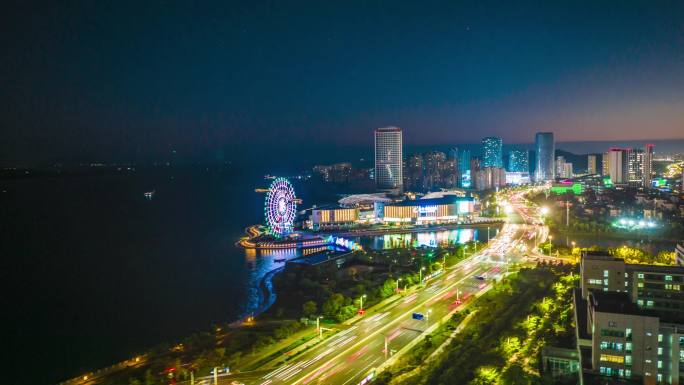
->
[274, 258, 287, 263]
[144, 190, 155, 199]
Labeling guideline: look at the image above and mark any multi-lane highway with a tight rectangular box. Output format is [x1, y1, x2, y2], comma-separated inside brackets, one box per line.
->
[197, 189, 547, 385]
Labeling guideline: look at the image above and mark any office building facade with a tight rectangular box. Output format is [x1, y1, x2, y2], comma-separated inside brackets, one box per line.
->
[588, 154, 598, 175]
[374, 127, 403, 193]
[643, 144, 654, 187]
[535, 132, 555, 182]
[508, 150, 529, 172]
[458, 149, 472, 188]
[605, 148, 630, 184]
[481, 137, 503, 168]
[577, 251, 684, 385]
[474, 167, 506, 190]
[629, 148, 645, 185]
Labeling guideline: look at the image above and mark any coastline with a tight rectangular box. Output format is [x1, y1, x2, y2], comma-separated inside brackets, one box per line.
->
[256, 266, 284, 317]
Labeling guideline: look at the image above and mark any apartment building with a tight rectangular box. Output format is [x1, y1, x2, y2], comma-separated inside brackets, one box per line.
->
[577, 252, 684, 385]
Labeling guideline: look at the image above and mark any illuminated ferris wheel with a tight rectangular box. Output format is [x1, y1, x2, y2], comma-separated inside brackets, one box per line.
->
[264, 178, 297, 237]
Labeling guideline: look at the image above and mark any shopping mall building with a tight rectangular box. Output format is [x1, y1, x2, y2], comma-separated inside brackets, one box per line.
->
[381, 196, 475, 224]
[309, 195, 477, 228]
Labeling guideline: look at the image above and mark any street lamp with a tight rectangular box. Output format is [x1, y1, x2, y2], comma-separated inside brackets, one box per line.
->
[316, 316, 323, 332]
[419, 266, 426, 284]
[359, 294, 367, 311]
[396, 278, 402, 292]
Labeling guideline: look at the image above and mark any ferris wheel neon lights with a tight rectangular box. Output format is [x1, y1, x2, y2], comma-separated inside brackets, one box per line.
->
[264, 178, 297, 237]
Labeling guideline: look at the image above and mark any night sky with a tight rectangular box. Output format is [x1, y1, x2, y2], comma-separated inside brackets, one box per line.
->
[2, 1, 683, 163]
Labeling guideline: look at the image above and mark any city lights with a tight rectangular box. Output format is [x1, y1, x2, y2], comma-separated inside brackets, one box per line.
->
[613, 218, 657, 230]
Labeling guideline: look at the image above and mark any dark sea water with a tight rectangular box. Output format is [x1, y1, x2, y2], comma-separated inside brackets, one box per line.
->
[0, 163, 500, 384]
[0, 166, 311, 384]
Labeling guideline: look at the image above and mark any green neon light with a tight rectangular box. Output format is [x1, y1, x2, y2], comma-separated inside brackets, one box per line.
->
[549, 183, 583, 195]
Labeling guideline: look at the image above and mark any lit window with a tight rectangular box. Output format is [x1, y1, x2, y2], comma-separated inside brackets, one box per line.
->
[665, 275, 673, 281]
[657, 360, 662, 369]
[638, 273, 644, 279]
[665, 284, 672, 290]
[626, 342, 632, 351]
[604, 270, 609, 278]
[638, 282, 644, 288]
[647, 300, 654, 307]
[646, 359, 652, 363]
[658, 373, 663, 382]
[603, 287, 608, 291]
[626, 328, 632, 338]
[618, 368, 624, 377]
[680, 350, 684, 360]
[600, 354, 625, 363]
[658, 347, 663, 355]
[625, 281, 628, 287]
[625, 273, 628, 278]
[625, 355, 632, 365]
[674, 284, 681, 290]
[637, 299, 644, 306]
[626, 369, 631, 377]
[658, 334, 663, 342]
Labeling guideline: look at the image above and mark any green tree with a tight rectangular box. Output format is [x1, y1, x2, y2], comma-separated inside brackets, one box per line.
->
[379, 278, 396, 298]
[302, 300, 318, 317]
[322, 293, 345, 318]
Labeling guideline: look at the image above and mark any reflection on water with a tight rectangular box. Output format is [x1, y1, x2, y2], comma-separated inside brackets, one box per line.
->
[357, 227, 499, 250]
[240, 226, 500, 316]
[241, 247, 301, 316]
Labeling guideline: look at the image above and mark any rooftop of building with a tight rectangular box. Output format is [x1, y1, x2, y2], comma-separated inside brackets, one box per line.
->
[625, 263, 684, 275]
[310, 204, 357, 211]
[386, 195, 474, 207]
[337, 193, 392, 206]
[589, 291, 664, 320]
[582, 251, 622, 262]
[375, 126, 401, 132]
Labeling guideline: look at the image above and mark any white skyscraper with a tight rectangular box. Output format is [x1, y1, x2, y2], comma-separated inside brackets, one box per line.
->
[375, 127, 403, 194]
[588, 154, 598, 175]
[605, 148, 629, 184]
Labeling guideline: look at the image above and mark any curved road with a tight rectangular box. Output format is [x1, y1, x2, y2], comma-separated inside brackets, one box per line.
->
[193, 188, 548, 385]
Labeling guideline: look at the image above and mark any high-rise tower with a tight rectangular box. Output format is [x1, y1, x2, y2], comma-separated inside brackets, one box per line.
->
[481, 137, 503, 168]
[534, 132, 555, 182]
[508, 150, 529, 172]
[374, 127, 403, 193]
[643, 144, 654, 187]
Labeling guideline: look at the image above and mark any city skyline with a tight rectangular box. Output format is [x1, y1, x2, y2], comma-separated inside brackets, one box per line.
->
[3, 2, 684, 385]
